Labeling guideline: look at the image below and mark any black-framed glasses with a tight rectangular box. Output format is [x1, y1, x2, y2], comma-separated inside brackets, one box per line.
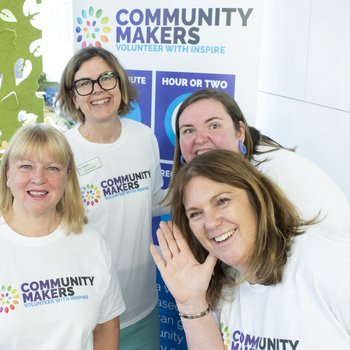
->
[72, 71, 119, 96]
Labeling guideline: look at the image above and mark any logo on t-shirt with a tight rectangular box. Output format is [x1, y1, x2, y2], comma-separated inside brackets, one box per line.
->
[0, 285, 20, 314]
[81, 183, 102, 206]
[0, 276, 95, 315]
[81, 169, 152, 206]
[220, 323, 300, 350]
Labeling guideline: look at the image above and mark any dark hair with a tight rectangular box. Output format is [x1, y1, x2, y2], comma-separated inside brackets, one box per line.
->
[55, 46, 137, 123]
[171, 88, 294, 181]
[169, 149, 316, 307]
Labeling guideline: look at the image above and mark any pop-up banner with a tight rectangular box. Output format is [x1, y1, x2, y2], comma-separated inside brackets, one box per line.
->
[72, 2, 263, 348]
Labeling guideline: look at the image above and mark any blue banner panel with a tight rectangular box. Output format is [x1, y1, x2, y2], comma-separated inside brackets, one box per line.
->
[126, 69, 152, 127]
[155, 71, 235, 161]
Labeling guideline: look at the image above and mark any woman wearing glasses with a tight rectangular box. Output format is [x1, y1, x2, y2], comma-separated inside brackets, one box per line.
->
[55, 47, 165, 350]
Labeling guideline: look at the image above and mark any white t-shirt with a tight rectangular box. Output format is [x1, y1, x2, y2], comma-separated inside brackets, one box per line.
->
[219, 230, 350, 349]
[64, 118, 164, 328]
[254, 147, 350, 237]
[0, 218, 125, 350]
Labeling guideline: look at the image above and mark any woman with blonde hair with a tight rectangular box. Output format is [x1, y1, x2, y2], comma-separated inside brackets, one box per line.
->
[0, 123, 125, 349]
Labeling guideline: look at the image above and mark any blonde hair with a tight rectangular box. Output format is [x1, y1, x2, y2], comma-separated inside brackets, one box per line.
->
[0, 123, 87, 233]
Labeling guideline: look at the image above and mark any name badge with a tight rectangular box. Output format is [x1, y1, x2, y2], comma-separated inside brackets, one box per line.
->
[77, 158, 102, 176]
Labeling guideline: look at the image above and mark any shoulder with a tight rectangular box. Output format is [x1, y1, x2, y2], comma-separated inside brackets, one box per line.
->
[254, 147, 347, 199]
[291, 231, 350, 310]
[121, 118, 159, 148]
[63, 124, 79, 140]
[254, 146, 302, 166]
[69, 224, 106, 248]
[292, 230, 350, 280]
[255, 146, 327, 175]
[253, 146, 341, 190]
[121, 117, 153, 133]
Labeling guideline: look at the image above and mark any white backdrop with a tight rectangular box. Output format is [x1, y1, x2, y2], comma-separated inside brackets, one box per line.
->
[256, 0, 350, 200]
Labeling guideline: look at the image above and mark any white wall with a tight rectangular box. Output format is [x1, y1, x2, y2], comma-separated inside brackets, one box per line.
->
[41, 0, 74, 82]
[256, 0, 350, 200]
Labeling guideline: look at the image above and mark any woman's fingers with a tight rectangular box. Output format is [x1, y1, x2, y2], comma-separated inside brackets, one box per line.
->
[205, 254, 218, 275]
[150, 244, 165, 271]
[159, 221, 180, 256]
[169, 221, 192, 254]
[152, 221, 199, 275]
[155, 226, 170, 260]
[151, 221, 213, 305]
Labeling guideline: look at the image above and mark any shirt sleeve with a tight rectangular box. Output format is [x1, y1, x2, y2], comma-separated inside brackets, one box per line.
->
[334, 274, 350, 335]
[97, 236, 126, 324]
[150, 133, 170, 217]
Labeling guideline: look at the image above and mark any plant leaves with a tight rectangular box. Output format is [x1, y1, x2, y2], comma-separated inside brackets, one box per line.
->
[0, 9, 17, 23]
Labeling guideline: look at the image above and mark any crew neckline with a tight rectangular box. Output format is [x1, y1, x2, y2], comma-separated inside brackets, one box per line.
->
[0, 216, 66, 246]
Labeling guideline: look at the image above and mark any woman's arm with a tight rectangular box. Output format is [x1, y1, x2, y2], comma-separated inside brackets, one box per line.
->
[93, 317, 120, 350]
[150, 221, 224, 350]
[180, 313, 224, 350]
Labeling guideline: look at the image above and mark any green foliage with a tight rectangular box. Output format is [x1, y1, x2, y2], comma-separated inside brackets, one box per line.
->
[0, 0, 43, 149]
[37, 71, 46, 92]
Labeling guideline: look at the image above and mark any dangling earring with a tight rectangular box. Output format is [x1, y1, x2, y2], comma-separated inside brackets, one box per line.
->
[238, 140, 247, 155]
[180, 155, 186, 165]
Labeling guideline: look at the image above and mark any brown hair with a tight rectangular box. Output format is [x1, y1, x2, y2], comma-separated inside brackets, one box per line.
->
[55, 46, 137, 123]
[169, 149, 316, 307]
[171, 88, 293, 183]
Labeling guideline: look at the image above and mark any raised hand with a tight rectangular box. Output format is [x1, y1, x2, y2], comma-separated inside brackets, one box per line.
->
[150, 221, 217, 311]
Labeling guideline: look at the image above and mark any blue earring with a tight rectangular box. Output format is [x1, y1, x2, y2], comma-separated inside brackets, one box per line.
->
[238, 140, 247, 155]
[180, 155, 186, 165]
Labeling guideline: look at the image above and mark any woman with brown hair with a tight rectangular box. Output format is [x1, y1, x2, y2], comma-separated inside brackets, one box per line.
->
[151, 149, 350, 349]
[55, 46, 165, 349]
[171, 88, 350, 237]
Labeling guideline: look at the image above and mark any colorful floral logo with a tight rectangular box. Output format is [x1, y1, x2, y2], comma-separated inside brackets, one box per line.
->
[0, 285, 20, 314]
[76, 6, 111, 47]
[220, 322, 232, 349]
[82, 184, 102, 206]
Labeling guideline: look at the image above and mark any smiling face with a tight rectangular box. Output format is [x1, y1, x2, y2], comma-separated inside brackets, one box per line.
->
[73, 56, 121, 125]
[178, 98, 245, 162]
[183, 176, 257, 274]
[6, 154, 69, 219]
